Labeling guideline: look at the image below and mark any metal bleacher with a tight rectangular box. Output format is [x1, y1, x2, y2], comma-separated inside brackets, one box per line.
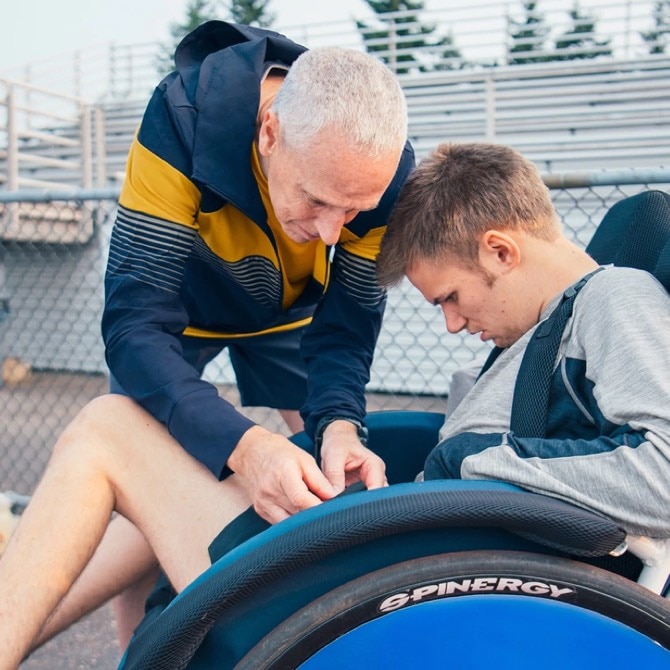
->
[402, 57, 670, 171]
[2, 57, 669, 203]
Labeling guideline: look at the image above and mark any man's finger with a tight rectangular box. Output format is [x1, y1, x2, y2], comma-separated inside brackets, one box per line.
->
[256, 501, 291, 525]
[360, 456, 388, 491]
[302, 459, 339, 501]
[320, 456, 346, 495]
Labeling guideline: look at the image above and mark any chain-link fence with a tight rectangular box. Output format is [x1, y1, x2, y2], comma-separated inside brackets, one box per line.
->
[1, 171, 668, 494]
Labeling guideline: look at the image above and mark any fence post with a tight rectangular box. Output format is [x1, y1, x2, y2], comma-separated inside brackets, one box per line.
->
[485, 73, 496, 140]
[80, 104, 93, 189]
[6, 85, 18, 192]
[387, 18, 398, 74]
[94, 106, 107, 188]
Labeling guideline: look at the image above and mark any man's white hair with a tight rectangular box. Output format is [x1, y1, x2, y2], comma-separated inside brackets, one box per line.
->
[272, 47, 408, 158]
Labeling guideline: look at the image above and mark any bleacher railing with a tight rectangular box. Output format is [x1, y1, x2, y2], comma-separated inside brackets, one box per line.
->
[2, 54, 669, 199]
[0, 78, 106, 193]
[0, 1, 666, 102]
[0, 169, 668, 494]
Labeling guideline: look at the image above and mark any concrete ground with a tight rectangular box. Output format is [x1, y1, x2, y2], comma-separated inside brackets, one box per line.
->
[1, 371, 445, 669]
[21, 608, 121, 670]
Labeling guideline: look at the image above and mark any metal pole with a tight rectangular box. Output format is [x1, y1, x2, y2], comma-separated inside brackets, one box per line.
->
[80, 104, 93, 189]
[624, 0, 632, 59]
[543, 168, 670, 189]
[485, 74, 496, 140]
[388, 19, 398, 73]
[94, 106, 107, 188]
[6, 85, 18, 192]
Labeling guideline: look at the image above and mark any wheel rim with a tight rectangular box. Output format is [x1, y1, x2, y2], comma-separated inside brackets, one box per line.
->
[298, 596, 670, 669]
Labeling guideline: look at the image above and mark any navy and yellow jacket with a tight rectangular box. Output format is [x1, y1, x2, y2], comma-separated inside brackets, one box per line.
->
[102, 21, 415, 476]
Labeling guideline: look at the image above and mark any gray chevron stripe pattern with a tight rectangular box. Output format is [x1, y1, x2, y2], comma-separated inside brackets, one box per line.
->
[190, 237, 282, 308]
[334, 247, 385, 307]
[107, 206, 196, 293]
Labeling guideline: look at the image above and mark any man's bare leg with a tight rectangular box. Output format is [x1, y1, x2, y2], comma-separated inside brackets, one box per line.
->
[110, 562, 161, 651]
[31, 515, 159, 652]
[105, 409, 304, 651]
[279, 409, 303, 435]
[0, 394, 251, 669]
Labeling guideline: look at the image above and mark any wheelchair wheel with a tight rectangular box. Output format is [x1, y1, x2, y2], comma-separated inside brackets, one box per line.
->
[237, 550, 670, 669]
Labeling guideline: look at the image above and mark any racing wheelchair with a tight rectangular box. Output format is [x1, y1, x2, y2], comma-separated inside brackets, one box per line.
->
[119, 191, 670, 669]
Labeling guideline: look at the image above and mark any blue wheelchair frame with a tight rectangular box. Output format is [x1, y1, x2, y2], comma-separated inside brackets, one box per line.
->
[119, 411, 670, 669]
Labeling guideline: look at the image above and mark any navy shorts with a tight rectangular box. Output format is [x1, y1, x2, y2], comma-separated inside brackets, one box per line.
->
[109, 326, 308, 410]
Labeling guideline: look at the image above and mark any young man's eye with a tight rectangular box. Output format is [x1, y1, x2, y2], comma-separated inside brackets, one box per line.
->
[435, 293, 455, 308]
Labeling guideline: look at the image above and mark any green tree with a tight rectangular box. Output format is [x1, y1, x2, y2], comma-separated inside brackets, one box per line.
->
[508, 1, 552, 65]
[357, 0, 465, 74]
[553, 3, 612, 60]
[641, 0, 670, 54]
[156, 0, 220, 75]
[156, 0, 275, 76]
[432, 30, 465, 71]
[228, 0, 275, 28]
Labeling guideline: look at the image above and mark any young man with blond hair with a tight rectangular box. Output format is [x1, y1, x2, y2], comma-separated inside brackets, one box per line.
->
[377, 142, 670, 538]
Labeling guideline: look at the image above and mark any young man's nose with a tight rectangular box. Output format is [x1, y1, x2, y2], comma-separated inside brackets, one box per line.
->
[442, 306, 466, 334]
[314, 211, 347, 246]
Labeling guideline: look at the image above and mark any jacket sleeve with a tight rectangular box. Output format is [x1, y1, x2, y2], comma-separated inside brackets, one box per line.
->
[103, 103, 255, 477]
[300, 143, 415, 438]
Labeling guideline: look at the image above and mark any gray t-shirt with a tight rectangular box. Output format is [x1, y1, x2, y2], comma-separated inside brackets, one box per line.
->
[426, 266, 670, 539]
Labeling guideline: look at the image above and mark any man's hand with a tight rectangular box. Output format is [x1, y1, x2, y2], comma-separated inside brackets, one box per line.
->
[228, 426, 337, 524]
[319, 420, 387, 494]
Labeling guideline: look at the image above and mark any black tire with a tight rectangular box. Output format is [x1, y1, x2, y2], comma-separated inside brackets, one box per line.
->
[237, 550, 670, 669]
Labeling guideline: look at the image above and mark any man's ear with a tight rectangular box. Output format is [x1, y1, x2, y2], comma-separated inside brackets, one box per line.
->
[257, 109, 279, 158]
[478, 230, 521, 275]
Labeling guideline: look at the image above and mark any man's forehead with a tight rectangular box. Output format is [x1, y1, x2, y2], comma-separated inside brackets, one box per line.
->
[410, 253, 462, 275]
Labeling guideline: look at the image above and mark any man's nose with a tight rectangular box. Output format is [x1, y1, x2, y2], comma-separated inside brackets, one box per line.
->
[442, 305, 466, 334]
[314, 210, 347, 246]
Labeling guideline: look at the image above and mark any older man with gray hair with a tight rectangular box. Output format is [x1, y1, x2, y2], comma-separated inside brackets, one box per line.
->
[0, 21, 413, 661]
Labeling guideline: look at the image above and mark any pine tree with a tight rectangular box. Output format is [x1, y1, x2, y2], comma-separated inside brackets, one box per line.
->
[432, 30, 465, 71]
[641, 0, 670, 54]
[508, 1, 552, 65]
[155, 0, 275, 76]
[228, 0, 275, 28]
[156, 0, 220, 75]
[553, 3, 612, 60]
[357, 0, 464, 74]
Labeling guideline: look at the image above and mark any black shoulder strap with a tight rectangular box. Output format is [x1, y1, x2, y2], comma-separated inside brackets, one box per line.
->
[509, 268, 604, 438]
[505, 190, 670, 439]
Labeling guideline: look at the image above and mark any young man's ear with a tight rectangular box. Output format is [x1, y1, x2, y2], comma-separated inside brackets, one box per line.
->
[257, 109, 279, 158]
[478, 230, 521, 275]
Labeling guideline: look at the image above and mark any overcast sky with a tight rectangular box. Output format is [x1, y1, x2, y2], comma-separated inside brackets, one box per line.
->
[1, 0, 368, 70]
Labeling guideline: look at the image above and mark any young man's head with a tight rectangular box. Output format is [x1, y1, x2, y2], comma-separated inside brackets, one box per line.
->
[257, 47, 408, 245]
[377, 142, 593, 348]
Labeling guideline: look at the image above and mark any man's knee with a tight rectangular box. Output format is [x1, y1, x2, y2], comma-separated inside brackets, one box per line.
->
[53, 394, 140, 462]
